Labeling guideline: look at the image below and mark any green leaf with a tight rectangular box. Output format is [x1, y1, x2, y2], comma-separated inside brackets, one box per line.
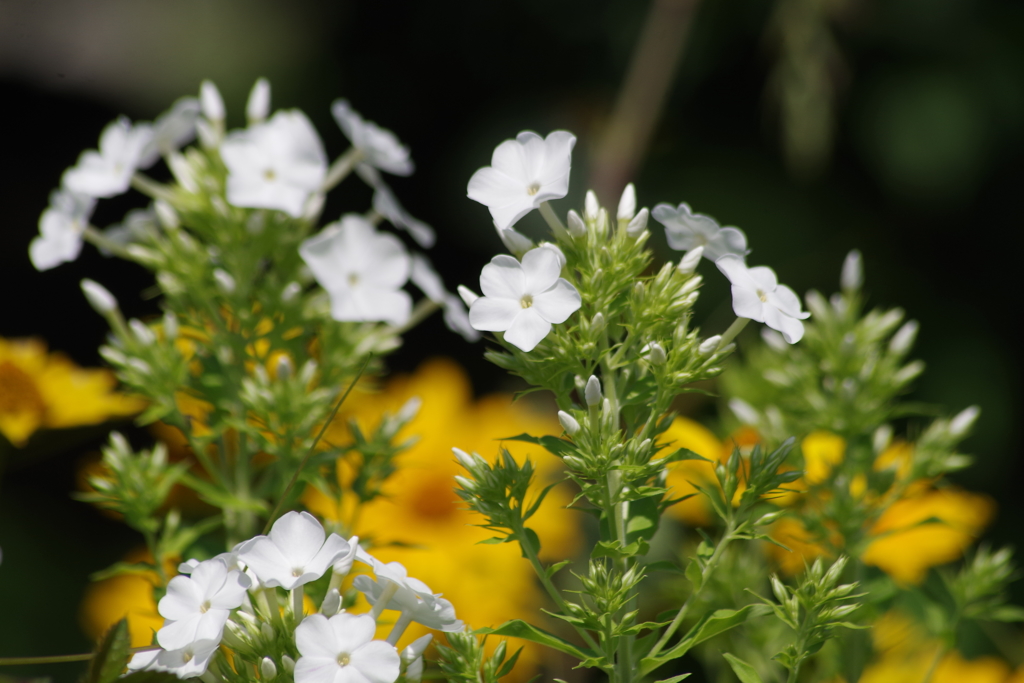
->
[722, 653, 763, 683]
[502, 433, 577, 458]
[494, 647, 523, 679]
[986, 606, 1024, 622]
[660, 447, 711, 463]
[83, 619, 130, 683]
[655, 675, 692, 683]
[545, 560, 571, 579]
[626, 495, 662, 545]
[89, 562, 156, 582]
[476, 620, 595, 661]
[518, 528, 541, 557]
[641, 604, 772, 673]
[477, 536, 512, 545]
[685, 558, 703, 590]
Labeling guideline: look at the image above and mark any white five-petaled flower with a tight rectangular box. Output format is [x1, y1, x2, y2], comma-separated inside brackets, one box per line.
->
[29, 188, 97, 271]
[156, 558, 250, 650]
[466, 130, 576, 230]
[353, 559, 464, 632]
[237, 511, 351, 590]
[651, 202, 749, 262]
[299, 215, 412, 326]
[468, 247, 581, 352]
[372, 184, 435, 248]
[294, 613, 400, 683]
[716, 255, 810, 344]
[409, 254, 479, 342]
[221, 109, 328, 217]
[332, 99, 414, 177]
[62, 117, 155, 198]
[127, 639, 220, 679]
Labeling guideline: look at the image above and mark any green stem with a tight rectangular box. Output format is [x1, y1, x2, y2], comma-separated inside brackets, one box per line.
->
[82, 226, 135, 261]
[322, 147, 365, 192]
[539, 201, 569, 241]
[0, 647, 160, 666]
[130, 173, 176, 203]
[716, 317, 750, 351]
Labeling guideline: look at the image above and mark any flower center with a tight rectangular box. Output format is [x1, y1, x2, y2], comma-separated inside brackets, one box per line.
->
[520, 294, 534, 309]
[199, 600, 211, 614]
[292, 567, 304, 577]
[0, 360, 47, 418]
[348, 273, 360, 287]
[757, 289, 768, 303]
[526, 182, 540, 196]
[264, 168, 277, 181]
[337, 653, 351, 667]
[182, 651, 194, 664]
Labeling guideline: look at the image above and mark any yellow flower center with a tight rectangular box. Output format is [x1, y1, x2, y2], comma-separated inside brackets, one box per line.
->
[0, 360, 46, 416]
[411, 474, 460, 520]
[199, 600, 211, 614]
[264, 168, 276, 181]
[526, 183, 540, 196]
[337, 653, 351, 666]
[292, 568, 303, 577]
[520, 294, 534, 309]
[757, 289, 768, 303]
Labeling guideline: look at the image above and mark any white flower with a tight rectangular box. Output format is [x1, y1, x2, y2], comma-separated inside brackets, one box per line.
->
[295, 613, 400, 683]
[716, 255, 810, 343]
[469, 247, 580, 352]
[299, 215, 412, 326]
[127, 640, 220, 679]
[221, 110, 328, 217]
[353, 560, 463, 632]
[373, 184, 435, 248]
[651, 203, 749, 262]
[62, 117, 154, 198]
[467, 130, 576, 231]
[156, 558, 251, 650]
[410, 254, 479, 342]
[332, 99, 413, 176]
[236, 511, 351, 590]
[29, 188, 96, 270]
[141, 97, 201, 165]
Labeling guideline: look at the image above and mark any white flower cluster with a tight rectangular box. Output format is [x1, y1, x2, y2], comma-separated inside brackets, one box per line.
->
[129, 511, 460, 681]
[463, 130, 810, 347]
[30, 78, 476, 342]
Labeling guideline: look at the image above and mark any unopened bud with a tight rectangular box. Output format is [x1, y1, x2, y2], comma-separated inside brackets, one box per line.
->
[281, 281, 302, 303]
[274, 354, 294, 381]
[872, 425, 893, 454]
[281, 656, 295, 674]
[617, 183, 636, 220]
[163, 311, 179, 340]
[889, 320, 919, 355]
[591, 312, 606, 334]
[563, 455, 586, 470]
[154, 201, 179, 230]
[841, 249, 863, 292]
[497, 225, 533, 254]
[949, 405, 980, 438]
[452, 448, 476, 470]
[761, 328, 787, 351]
[247, 78, 271, 124]
[647, 342, 667, 365]
[454, 475, 476, 492]
[402, 634, 433, 664]
[574, 375, 587, 394]
[320, 588, 341, 617]
[894, 360, 925, 385]
[129, 319, 156, 345]
[567, 210, 587, 237]
[260, 657, 277, 681]
[626, 207, 649, 237]
[81, 279, 118, 315]
[457, 285, 479, 307]
[729, 398, 760, 425]
[585, 375, 602, 406]
[200, 80, 225, 122]
[584, 191, 599, 221]
[260, 622, 274, 641]
[397, 396, 421, 423]
[677, 246, 704, 275]
[213, 269, 236, 294]
[698, 336, 721, 356]
[633, 281, 646, 303]
[558, 411, 581, 435]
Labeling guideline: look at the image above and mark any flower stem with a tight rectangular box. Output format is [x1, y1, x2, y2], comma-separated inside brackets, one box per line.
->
[716, 317, 750, 351]
[370, 582, 400, 622]
[292, 585, 304, 619]
[322, 147, 365, 192]
[130, 173, 176, 203]
[539, 201, 569, 241]
[386, 611, 414, 645]
[82, 226, 135, 261]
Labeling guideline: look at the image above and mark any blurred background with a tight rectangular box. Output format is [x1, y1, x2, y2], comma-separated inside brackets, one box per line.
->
[1, 0, 1023, 678]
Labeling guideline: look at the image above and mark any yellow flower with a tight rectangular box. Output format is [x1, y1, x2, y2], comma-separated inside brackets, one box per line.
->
[304, 358, 580, 676]
[78, 548, 168, 648]
[0, 336, 144, 447]
[661, 417, 723, 526]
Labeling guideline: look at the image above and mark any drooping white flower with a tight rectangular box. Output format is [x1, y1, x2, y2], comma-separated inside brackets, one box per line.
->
[468, 246, 581, 352]
[716, 255, 810, 344]
[141, 97, 201, 166]
[652, 203, 749, 262]
[62, 117, 154, 198]
[299, 215, 412, 326]
[156, 558, 251, 650]
[353, 560, 464, 632]
[29, 188, 96, 270]
[332, 99, 414, 176]
[409, 254, 479, 342]
[467, 130, 576, 230]
[237, 511, 351, 590]
[373, 184, 435, 248]
[221, 110, 328, 217]
[295, 613, 400, 683]
[127, 639, 220, 679]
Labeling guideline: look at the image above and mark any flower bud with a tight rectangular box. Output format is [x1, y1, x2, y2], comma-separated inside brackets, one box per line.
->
[698, 336, 721, 356]
[841, 249, 863, 292]
[81, 279, 118, 315]
[729, 398, 760, 425]
[872, 424, 893, 454]
[585, 375, 602, 406]
[274, 354, 294, 381]
[200, 80, 225, 122]
[247, 78, 272, 124]
[320, 588, 341, 617]
[563, 455, 586, 470]
[261, 622, 274, 642]
[247, 211, 267, 235]
[761, 328, 787, 351]
[457, 285, 479, 307]
[260, 657, 277, 681]
[626, 207, 648, 237]
[647, 342, 667, 365]
[402, 634, 433, 664]
[281, 656, 295, 674]
[397, 396, 422, 423]
[155, 200, 179, 230]
[163, 311, 179, 340]
[567, 209, 587, 237]
[213, 269, 236, 294]
[633, 281, 646, 303]
[454, 475, 476, 492]
[129, 319, 157, 345]
[889, 320, 919, 355]
[281, 282, 302, 303]
[497, 226, 533, 255]
[584, 190, 599, 221]
[677, 246, 704, 275]
[574, 375, 587, 394]
[168, 152, 199, 193]
[558, 410, 581, 435]
[591, 312, 606, 334]
[597, 208, 610, 237]
[894, 360, 924, 385]
[452, 447, 476, 470]
[949, 405, 980, 438]
[617, 183, 636, 221]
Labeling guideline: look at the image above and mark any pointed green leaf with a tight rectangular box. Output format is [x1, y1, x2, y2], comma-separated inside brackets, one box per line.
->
[641, 604, 772, 673]
[83, 619, 130, 683]
[476, 620, 595, 661]
[722, 653, 763, 683]
[655, 675, 692, 683]
[501, 433, 577, 458]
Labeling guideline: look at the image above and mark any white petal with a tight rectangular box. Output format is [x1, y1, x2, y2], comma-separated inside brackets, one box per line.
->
[296, 614, 339, 659]
[764, 306, 806, 343]
[731, 286, 767, 322]
[329, 613, 377, 653]
[294, 657, 340, 683]
[467, 166, 534, 231]
[503, 309, 552, 352]
[468, 297, 520, 332]
[532, 279, 581, 324]
[769, 285, 809, 319]
[159, 576, 202, 620]
[269, 511, 326, 566]
[340, 288, 412, 326]
[479, 255, 524, 300]
[442, 295, 480, 342]
[409, 255, 446, 303]
[238, 537, 296, 588]
[520, 247, 561, 294]
[350, 642, 401, 683]
[301, 534, 352, 583]
[747, 266, 778, 292]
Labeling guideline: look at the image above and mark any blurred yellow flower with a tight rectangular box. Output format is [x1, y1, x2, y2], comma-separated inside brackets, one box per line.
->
[304, 357, 580, 674]
[79, 548, 166, 648]
[661, 417, 722, 526]
[0, 336, 144, 447]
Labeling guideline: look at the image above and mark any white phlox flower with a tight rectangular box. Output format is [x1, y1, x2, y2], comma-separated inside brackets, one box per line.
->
[62, 117, 155, 198]
[127, 639, 220, 679]
[221, 109, 328, 217]
[466, 130, 576, 230]
[716, 255, 810, 344]
[468, 246, 581, 352]
[236, 511, 351, 590]
[141, 97, 201, 166]
[410, 254, 479, 342]
[294, 613, 400, 683]
[372, 184, 435, 248]
[29, 188, 97, 270]
[100, 206, 157, 255]
[332, 99, 414, 176]
[651, 202, 749, 262]
[299, 215, 412, 326]
[156, 558, 251, 650]
[353, 560, 463, 632]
